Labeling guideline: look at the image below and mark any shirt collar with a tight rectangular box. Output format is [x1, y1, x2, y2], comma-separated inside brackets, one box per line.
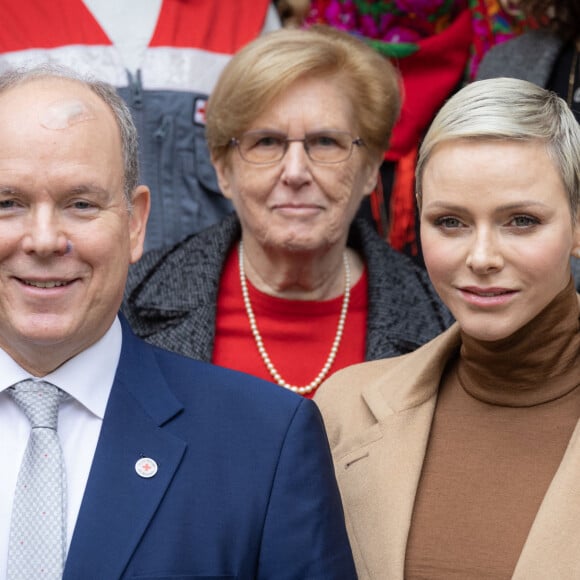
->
[0, 317, 122, 420]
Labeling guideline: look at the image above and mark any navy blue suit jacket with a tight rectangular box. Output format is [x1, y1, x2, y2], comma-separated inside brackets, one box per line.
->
[62, 317, 356, 579]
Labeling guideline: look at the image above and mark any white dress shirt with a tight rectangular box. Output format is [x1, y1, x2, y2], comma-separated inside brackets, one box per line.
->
[0, 317, 122, 578]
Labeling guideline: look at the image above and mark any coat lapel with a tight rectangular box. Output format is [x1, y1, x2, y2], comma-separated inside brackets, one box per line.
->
[63, 320, 186, 579]
[512, 296, 580, 577]
[514, 419, 580, 578]
[331, 327, 461, 580]
[335, 399, 436, 579]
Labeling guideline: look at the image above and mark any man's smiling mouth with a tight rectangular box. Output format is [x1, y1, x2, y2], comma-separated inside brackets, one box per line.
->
[21, 279, 71, 288]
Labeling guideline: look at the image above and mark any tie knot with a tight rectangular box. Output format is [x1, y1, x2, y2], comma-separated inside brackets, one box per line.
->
[8, 380, 64, 430]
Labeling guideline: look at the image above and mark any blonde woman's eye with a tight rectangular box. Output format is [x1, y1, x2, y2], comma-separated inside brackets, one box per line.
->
[434, 216, 463, 229]
[511, 215, 539, 227]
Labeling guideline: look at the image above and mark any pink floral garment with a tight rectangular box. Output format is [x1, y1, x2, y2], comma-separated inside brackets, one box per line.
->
[305, 0, 525, 79]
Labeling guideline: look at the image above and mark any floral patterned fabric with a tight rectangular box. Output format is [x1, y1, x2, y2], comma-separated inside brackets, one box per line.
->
[468, 0, 527, 79]
[307, 0, 466, 48]
[306, 0, 525, 78]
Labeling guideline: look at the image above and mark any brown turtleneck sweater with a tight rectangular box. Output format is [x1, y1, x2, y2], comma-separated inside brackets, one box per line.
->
[405, 278, 580, 579]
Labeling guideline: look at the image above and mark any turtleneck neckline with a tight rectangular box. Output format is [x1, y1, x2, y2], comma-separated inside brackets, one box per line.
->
[457, 277, 580, 407]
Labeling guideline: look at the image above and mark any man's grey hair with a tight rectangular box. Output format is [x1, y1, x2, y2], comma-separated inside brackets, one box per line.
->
[0, 64, 139, 208]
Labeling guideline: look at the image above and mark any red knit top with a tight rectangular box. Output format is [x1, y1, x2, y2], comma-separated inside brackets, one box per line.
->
[212, 246, 368, 399]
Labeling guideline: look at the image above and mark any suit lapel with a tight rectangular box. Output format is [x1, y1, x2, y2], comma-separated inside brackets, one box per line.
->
[63, 320, 186, 579]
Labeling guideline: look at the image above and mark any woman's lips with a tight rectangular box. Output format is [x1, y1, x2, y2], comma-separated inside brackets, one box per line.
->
[272, 204, 323, 217]
[458, 286, 518, 307]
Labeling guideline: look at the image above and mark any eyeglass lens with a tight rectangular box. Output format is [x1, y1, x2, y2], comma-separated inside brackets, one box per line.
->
[236, 131, 359, 164]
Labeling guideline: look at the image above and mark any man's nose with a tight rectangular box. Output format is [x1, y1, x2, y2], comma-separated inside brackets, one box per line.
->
[21, 208, 69, 257]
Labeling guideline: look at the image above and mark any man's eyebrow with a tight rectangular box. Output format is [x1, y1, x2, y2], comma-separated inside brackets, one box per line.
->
[0, 184, 112, 198]
[0, 186, 19, 196]
[66, 184, 111, 197]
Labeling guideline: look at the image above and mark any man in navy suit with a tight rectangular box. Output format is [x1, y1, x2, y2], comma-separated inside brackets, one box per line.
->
[0, 65, 356, 579]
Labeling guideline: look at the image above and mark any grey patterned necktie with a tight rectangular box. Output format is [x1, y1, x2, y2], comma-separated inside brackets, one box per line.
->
[7, 380, 68, 580]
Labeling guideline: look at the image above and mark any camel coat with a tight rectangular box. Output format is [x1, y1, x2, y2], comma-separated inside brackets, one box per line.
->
[315, 321, 580, 579]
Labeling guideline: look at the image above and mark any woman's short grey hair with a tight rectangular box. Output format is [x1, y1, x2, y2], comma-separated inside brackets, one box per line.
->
[0, 64, 139, 208]
[416, 77, 580, 217]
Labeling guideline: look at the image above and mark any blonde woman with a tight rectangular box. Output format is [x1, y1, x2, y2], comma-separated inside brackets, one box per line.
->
[316, 78, 580, 579]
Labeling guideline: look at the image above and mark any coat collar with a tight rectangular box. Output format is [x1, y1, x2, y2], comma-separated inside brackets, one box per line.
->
[126, 214, 240, 314]
[360, 325, 460, 419]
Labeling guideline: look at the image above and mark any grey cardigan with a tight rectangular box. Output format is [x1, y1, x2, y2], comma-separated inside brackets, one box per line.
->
[122, 215, 454, 363]
[477, 31, 580, 288]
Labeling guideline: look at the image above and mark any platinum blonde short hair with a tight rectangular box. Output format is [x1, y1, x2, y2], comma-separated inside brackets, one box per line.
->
[416, 77, 580, 217]
[206, 25, 401, 164]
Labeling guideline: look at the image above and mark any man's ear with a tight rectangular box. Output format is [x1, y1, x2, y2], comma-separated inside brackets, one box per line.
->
[128, 185, 151, 264]
[212, 155, 233, 200]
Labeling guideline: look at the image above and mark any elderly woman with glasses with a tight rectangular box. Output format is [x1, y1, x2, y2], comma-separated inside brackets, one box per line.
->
[123, 25, 452, 397]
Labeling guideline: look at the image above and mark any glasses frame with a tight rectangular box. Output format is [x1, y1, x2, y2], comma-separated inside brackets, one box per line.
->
[229, 130, 365, 165]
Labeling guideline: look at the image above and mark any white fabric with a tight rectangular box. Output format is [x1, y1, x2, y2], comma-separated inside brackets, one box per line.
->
[0, 45, 232, 94]
[263, 3, 282, 33]
[0, 317, 122, 578]
[81, 0, 163, 73]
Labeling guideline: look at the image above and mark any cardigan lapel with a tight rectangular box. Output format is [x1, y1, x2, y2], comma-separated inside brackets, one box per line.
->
[63, 320, 186, 579]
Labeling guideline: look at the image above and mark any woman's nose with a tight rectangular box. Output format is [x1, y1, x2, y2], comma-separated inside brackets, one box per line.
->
[280, 140, 312, 187]
[465, 230, 504, 273]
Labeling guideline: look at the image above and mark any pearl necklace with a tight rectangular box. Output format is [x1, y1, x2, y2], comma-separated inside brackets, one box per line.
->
[238, 241, 351, 395]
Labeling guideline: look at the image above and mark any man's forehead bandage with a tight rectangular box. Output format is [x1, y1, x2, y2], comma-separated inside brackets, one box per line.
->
[40, 98, 95, 130]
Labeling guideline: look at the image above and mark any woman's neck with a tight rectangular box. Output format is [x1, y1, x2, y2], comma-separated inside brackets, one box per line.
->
[240, 240, 364, 301]
[458, 277, 580, 406]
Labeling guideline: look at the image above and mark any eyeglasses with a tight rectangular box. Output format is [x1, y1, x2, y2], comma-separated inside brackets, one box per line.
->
[230, 130, 365, 165]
